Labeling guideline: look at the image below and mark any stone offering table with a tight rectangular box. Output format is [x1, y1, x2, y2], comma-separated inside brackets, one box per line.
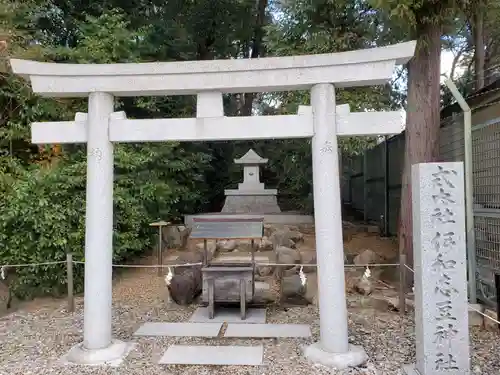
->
[190, 217, 264, 320]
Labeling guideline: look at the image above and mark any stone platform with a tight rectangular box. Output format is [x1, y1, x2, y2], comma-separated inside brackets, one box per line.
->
[221, 194, 281, 214]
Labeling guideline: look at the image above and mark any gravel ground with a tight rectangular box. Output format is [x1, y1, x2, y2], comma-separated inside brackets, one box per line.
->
[0, 267, 499, 375]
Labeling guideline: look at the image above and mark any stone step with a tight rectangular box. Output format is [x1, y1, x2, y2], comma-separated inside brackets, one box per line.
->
[159, 344, 263, 365]
[224, 323, 311, 338]
[133, 322, 222, 337]
[189, 307, 266, 323]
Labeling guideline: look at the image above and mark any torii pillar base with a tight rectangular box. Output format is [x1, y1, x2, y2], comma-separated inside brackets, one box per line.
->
[62, 340, 136, 367]
[304, 343, 368, 370]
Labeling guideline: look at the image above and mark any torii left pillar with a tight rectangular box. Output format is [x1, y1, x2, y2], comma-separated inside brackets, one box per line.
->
[65, 92, 135, 365]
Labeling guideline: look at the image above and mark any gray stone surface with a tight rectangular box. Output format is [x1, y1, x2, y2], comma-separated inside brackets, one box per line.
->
[224, 323, 311, 338]
[468, 304, 485, 327]
[303, 343, 368, 369]
[61, 340, 136, 367]
[133, 322, 222, 337]
[159, 345, 263, 365]
[221, 195, 281, 213]
[402, 364, 419, 374]
[188, 306, 266, 323]
[184, 213, 314, 227]
[407, 162, 470, 374]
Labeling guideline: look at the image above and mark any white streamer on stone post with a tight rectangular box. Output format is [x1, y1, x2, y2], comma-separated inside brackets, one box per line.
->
[299, 266, 307, 286]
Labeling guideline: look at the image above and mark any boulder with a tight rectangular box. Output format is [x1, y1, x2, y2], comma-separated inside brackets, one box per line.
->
[273, 246, 301, 273]
[355, 273, 374, 296]
[282, 274, 306, 298]
[483, 309, 498, 331]
[269, 230, 297, 249]
[235, 239, 257, 252]
[179, 227, 191, 249]
[344, 253, 355, 264]
[304, 273, 318, 305]
[162, 225, 191, 249]
[379, 255, 399, 283]
[258, 236, 274, 251]
[194, 241, 217, 258]
[167, 270, 202, 305]
[257, 266, 274, 277]
[344, 268, 361, 293]
[300, 251, 317, 273]
[353, 249, 382, 265]
[264, 223, 287, 237]
[167, 251, 205, 305]
[217, 240, 237, 252]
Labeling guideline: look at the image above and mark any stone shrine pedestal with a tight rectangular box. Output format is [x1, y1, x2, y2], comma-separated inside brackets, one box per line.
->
[221, 149, 281, 214]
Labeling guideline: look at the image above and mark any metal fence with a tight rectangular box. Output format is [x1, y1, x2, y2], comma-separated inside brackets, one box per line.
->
[341, 133, 404, 236]
[341, 110, 500, 308]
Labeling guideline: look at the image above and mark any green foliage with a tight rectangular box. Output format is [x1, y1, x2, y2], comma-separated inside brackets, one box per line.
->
[250, 0, 398, 211]
[2, 0, 468, 297]
[0, 8, 212, 298]
[0, 156, 86, 297]
[0, 142, 210, 298]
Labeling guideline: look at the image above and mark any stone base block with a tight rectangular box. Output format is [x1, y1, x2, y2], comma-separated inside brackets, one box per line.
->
[468, 303, 485, 326]
[61, 339, 135, 367]
[303, 342, 368, 370]
[221, 195, 281, 213]
[402, 364, 421, 374]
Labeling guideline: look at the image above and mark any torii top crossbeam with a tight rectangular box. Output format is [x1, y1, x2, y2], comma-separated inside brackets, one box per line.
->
[10, 41, 415, 97]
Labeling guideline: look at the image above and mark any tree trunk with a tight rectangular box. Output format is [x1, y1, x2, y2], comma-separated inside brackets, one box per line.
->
[484, 39, 497, 86]
[473, 2, 485, 90]
[241, 0, 268, 116]
[450, 49, 464, 81]
[399, 22, 442, 285]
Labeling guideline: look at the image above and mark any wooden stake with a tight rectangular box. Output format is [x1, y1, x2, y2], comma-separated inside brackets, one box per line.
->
[399, 253, 406, 319]
[67, 253, 74, 312]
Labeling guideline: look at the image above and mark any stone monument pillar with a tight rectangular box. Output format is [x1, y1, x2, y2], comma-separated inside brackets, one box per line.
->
[221, 149, 281, 213]
[404, 162, 470, 375]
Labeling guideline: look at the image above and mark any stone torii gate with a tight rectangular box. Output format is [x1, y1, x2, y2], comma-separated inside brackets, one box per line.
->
[10, 40, 415, 368]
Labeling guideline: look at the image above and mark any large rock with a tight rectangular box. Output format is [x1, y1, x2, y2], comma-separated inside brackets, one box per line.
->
[194, 241, 217, 258]
[355, 275, 374, 296]
[258, 236, 274, 251]
[483, 309, 498, 331]
[235, 239, 258, 252]
[353, 249, 382, 265]
[256, 265, 274, 277]
[282, 274, 306, 298]
[167, 251, 205, 305]
[179, 227, 191, 249]
[273, 246, 301, 271]
[300, 251, 317, 273]
[264, 224, 282, 237]
[217, 240, 237, 252]
[304, 273, 318, 305]
[269, 229, 303, 249]
[161, 225, 191, 249]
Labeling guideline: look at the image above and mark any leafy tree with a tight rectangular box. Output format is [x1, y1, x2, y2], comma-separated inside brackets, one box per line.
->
[0, 8, 212, 297]
[370, 0, 467, 275]
[256, 0, 401, 211]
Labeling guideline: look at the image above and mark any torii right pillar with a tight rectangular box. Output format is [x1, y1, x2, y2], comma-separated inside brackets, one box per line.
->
[305, 83, 368, 368]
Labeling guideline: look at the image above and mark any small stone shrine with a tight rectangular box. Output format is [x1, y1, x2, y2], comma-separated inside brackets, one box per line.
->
[221, 149, 281, 214]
